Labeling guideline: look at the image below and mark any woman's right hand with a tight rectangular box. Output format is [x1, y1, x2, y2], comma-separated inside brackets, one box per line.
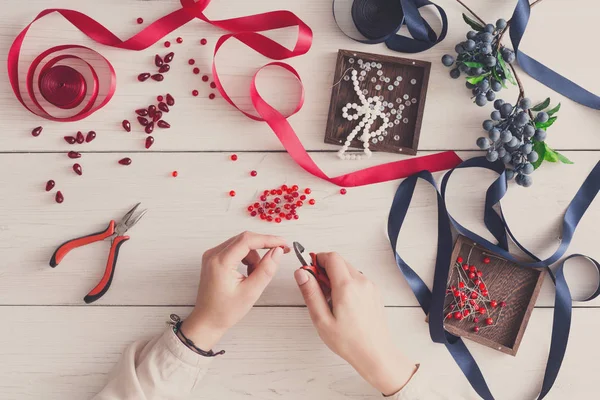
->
[294, 252, 417, 396]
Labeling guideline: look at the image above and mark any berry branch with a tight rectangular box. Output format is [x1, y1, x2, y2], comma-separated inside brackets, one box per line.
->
[455, 0, 485, 25]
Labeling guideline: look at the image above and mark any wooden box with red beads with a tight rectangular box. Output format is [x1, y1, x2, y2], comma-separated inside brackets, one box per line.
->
[442, 235, 545, 356]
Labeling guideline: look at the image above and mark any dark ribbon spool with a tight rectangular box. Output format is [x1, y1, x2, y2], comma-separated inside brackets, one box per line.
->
[38, 65, 87, 109]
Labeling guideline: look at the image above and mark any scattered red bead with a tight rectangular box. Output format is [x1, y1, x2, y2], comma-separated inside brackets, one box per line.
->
[229, 190, 236, 197]
[250, 170, 258, 177]
[485, 318, 493, 325]
[188, 59, 195, 65]
[473, 326, 480, 333]
[155, 54, 164, 67]
[157, 120, 171, 129]
[122, 120, 131, 132]
[192, 90, 199, 96]
[230, 154, 238, 161]
[136, 108, 148, 116]
[172, 171, 178, 177]
[45, 180, 55, 192]
[68, 151, 81, 159]
[469, 265, 477, 273]
[72, 163, 82, 176]
[64, 136, 76, 144]
[304, 188, 312, 194]
[145, 136, 154, 149]
[151, 74, 164, 81]
[158, 102, 169, 113]
[138, 73, 151, 82]
[210, 82, 216, 89]
[75, 131, 84, 144]
[176, 37, 183, 44]
[164, 52, 174, 63]
[119, 157, 132, 165]
[86, 131, 96, 143]
[148, 105, 157, 117]
[200, 38, 207, 45]
[157, 95, 164, 102]
[490, 300, 498, 308]
[479, 308, 486, 315]
[137, 17, 144, 24]
[456, 256, 463, 263]
[137, 116, 149, 126]
[55, 191, 64, 204]
[152, 111, 163, 122]
[145, 122, 155, 134]
[166, 93, 175, 106]
[468, 272, 476, 279]
[500, 301, 507, 308]
[309, 199, 316, 205]
[208, 93, 216, 100]
[158, 64, 170, 73]
[483, 257, 491, 264]
[164, 41, 171, 48]
[202, 75, 209, 82]
[340, 188, 347, 195]
[473, 317, 479, 323]
[31, 126, 43, 137]
[193, 67, 200, 74]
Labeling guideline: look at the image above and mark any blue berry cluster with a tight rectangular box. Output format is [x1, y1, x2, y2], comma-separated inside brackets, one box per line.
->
[441, 18, 516, 107]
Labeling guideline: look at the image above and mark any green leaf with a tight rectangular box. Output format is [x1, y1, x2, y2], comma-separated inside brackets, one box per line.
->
[556, 152, 574, 164]
[531, 98, 550, 111]
[462, 13, 484, 31]
[534, 116, 557, 130]
[466, 74, 487, 84]
[497, 51, 516, 85]
[462, 61, 484, 68]
[491, 68, 508, 89]
[544, 145, 560, 162]
[547, 103, 561, 116]
[531, 141, 546, 169]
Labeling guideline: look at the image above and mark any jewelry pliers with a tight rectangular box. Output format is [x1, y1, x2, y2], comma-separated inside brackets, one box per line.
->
[293, 241, 331, 293]
[49, 203, 147, 304]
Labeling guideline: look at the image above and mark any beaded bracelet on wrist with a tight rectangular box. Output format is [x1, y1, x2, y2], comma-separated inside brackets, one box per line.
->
[167, 314, 225, 357]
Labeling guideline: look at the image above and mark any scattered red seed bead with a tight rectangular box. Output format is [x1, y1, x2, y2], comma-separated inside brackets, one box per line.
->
[208, 93, 215, 100]
[229, 190, 236, 197]
[458, 282, 465, 288]
[456, 256, 463, 263]
[304, 188, 312, 194]
[138, 73, 151, 82]
[31, 126, 43, 137]
[166, 93, 175, 106]
[477, 271, 483, 277]
[137, 17, 144, 24]
[340, 188, 347, 195]
[157, 120, 171, 129]
[200, 38, 207, 45]
[470, 292, 478, 299]
[230, 154, 238, 161]
[293, 215, 299, 220]
[500, 301, 507, 308]
[479, 308, 486, 315]
[176, 37, 183, 44]
[164, 52, 174, 63]
[275, 218, 282, 223]
[468, 272, 476, 279]
[473, 326, 480, 333]
[119, 157, 132, 165]
[55, 191, 64, 203]
[490, 300, 498, 308]
[446, 313, 453, 320]
[158, 64, 170, 73]
[45, 180, 55, 192]
[157, 95, 164, 102]
[291, 185, 299, 191]
[309, 199, 316, 205]
[64, 136, 76, 144]
[188, 59, 195, 65]
[478, 283, 486, 290]
[462, 263, 469, 271]
[122, 120, 131, 132]
[145, 136, 154, 149]
[192, 90, 199, 96]
[483, 257, 491, 264]
[482, 290, 488, 297]
[68, 151, 81, 159]
[164, 41, 171, 47]
[202, 75, 209, 82]
[473, 317, 480, 323]
[172, 171, 178, 177]
[145, 122, 155, 134]
[86, 131, 96, 143]
[72, 163, 82, 176]
[151, 74, 164, 81]
[193, 67, 200, 74]
[210, 82, 216, 89]
[485, 318, 493, 325]
[469, 265, 477, 273]
[250, 170, 258, 177]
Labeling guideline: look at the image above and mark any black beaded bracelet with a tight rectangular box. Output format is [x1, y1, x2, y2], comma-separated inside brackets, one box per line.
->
[168, 314, 225, 357]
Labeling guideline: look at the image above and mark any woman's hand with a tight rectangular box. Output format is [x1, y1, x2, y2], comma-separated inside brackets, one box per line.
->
[181, 231, 289, 350]
[294, 252, 417, 396]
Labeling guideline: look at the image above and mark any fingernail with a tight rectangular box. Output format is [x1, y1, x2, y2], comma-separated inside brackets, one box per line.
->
[272, 246, 284, 262]
[294, 268, 309, 286]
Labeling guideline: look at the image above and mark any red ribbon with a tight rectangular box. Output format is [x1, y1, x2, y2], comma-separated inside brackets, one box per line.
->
[8, 0, 461, 186]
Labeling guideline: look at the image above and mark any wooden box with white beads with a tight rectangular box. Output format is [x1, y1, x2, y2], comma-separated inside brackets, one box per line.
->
[441, 235, 545, 356]
[324, 49, 430, 157]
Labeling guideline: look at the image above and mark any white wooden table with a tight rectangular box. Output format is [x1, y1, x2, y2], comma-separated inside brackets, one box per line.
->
[0, 1, 598, 399]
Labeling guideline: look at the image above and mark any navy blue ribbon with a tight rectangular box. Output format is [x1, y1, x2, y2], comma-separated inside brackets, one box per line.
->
[333, 0, 448, 53]
[387, 157, 600, 399]
[510, 0, 600, 110]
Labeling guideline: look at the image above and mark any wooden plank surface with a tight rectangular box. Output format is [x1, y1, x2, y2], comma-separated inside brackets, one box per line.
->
[1, 306, 599, 400]
[0, 151, 597, 307]
[0, 0, 598, 152]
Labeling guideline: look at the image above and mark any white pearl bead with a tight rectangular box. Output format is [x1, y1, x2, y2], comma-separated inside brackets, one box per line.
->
[350, 154, 356, 160]
[351, 70, 357, 76]
[383, 117, 389, 123]
[359, 121, 365, 127]
[353, 114, 359, 120]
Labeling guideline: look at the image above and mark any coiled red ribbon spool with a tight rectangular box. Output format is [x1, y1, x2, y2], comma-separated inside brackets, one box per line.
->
[8, 0, 461, 185]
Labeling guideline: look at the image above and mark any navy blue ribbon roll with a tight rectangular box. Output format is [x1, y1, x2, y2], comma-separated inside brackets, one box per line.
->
[510, 0, 600, 110]
[388, 158, 600, 399]
[333, 0, 448, 53]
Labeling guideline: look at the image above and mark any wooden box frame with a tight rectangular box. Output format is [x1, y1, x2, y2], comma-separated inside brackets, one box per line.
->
[324, 49, 431, 156]
[443, 235, 545, 356]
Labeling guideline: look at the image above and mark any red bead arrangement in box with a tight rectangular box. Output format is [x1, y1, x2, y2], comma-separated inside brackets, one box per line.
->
[443, 256, 508, 334]
[247, 184, 315, 223]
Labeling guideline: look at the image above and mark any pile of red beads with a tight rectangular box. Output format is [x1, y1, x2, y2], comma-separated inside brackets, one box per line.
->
[138, 52, 175, 83]
[247, 184, 315, 223]
[444, 255, 507, 333]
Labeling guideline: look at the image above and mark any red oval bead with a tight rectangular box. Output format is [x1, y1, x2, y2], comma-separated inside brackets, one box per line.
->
[137, 73, 151, 82]
[122, 120, 131, 132]
[500, 301, 507, 307]
[152, 111, 163, 122]
[137, 17, 144, 24]
[75, 131, 84, 144]
[200, 38, 207, 45]
[479, 308, 486, 315]
[145, 122, 154, 134]
[210, 82, 216, 89]
[145, 136, 154, 149]
[45, 180, 55, 192]
[158, 64, 170, 73]
[176, 37, 183, 44]
[275, 218, 282, 223]
[229, 190, 236, 197]
[68, 151, 81, 159]
[285, 214, 293, 220]
[31, 126, 43, 137]
[485, 318, 493, 325]
[291, 185, 299, 191]
[202, 75, 209, 82]
[148, 105, 157, 118]
[483, 257, 491, 264]
[164, 41, 171, 48]
[157, 95, 164, 102]
[208, 93, 216, 100]
[192, 90, 199, 97]
[266, 216, 273, 222]
[473, 326, 480, 333]
[293, 215, 299, 220]
[230, 154, 238, 161]
[308, 199, 316, 205]
[490, 300, 498, 308]
[151, 74, 164, 81]
[172, 171, 178, 177]
[166, 93, 175, 106]
[188, 59, 195, 65]
[64, 136, 76, 144]
[158, 102, 169, 113]
[340, 188, 347, 195]
[55, 191, 64, 203]
[137, 116, 149, 126]
[136, 109, 148, 116]
[119, 157, 132, 165]
[473, 317, 480, 323]
[164, 52, 174, 63]
[304, 188, 312, 194]
[86, 131, 96, 143]
[456, 256, 463, 263]
[157, 120, 171, 129]
[250, 211, 257, 217]
[72, 163, 82, 175]
[300, 195, 306, 200]
[250, 170, 257, 177]
[155, 54, 164, 67]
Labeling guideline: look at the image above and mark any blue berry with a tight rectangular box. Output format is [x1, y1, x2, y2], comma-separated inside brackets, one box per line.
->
[527, 151, 539, 162]
[523, 125, 535, 138]
[464, 40, 476, 51]
[519, 98, 532, 110]
[467, 31, 477, 40]
[501, 131, 512, 143]
[488, 128, 500, 141]
[501, 153, 512, 164]
[450, 68, 460, 79]
[522, 163, 534, 175]
[491, 80, 502, 92]
[533, 129, 547, 141]
[491, 111, 501, 121]
[496, 19, 507, 29]
[455, 44, 465, 54]
[522, 143, 533, 154]
[486, 150, 499, 162]
[482, 120, 494, 131]
[484, 56, 497, 67]
[475, 94, 487, 106]
[441, 54, 455, 67]
[486, 91, 496, 101]
[535, 112, 549, 123]
[494, 99, 505, 110]
[500, 103, 513, 117]
[484, 24, 495, 33]
[477, 137, 491, 149]
[505, 169, 515, 180]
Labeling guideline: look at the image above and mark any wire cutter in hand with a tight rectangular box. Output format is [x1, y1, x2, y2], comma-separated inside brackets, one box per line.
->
[49, 203, 147, 304]
[293, 241, 331, 293]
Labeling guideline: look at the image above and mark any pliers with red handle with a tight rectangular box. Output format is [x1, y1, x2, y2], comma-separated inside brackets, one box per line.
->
[293, 241, 331, 293]
[49, 203, 147, 304]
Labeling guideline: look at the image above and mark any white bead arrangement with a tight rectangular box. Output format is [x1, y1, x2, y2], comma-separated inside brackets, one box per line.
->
[338, 69, 390, 161]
